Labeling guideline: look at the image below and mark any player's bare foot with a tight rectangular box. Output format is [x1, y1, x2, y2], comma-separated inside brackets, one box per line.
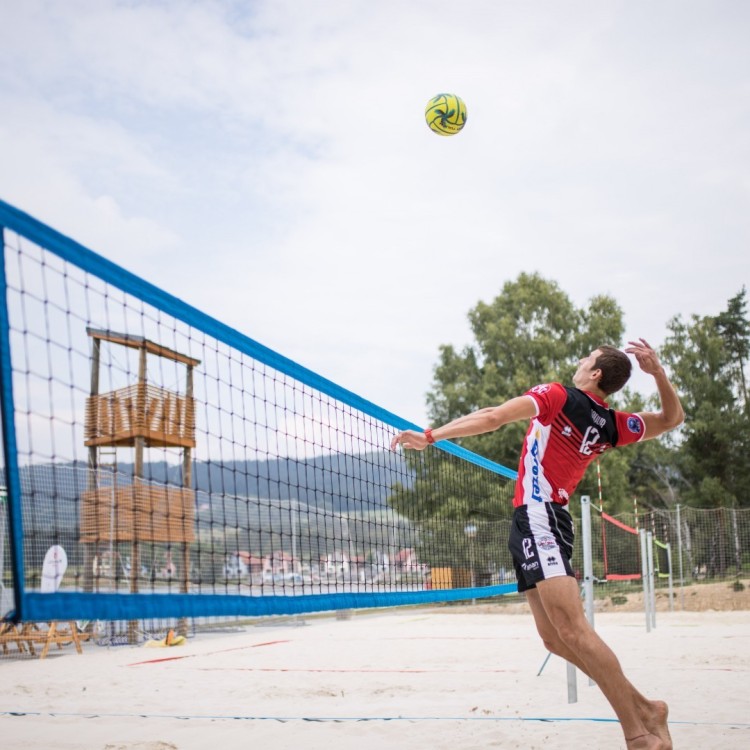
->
[641, 699, 672, 750]
[651, 700, 672, 750]
[625, 732, 665, 749]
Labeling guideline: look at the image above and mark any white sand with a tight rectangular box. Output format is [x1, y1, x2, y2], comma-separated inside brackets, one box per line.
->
[1, 608, 748, 749]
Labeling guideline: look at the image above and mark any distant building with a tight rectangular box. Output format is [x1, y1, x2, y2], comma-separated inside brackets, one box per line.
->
[394, 547, 418, 573]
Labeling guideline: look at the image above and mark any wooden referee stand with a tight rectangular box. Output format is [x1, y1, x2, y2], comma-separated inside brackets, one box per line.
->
[80, 328, 200, 643]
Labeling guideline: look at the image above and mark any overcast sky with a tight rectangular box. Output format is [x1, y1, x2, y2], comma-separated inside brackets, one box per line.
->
[1, 0, 748, 427]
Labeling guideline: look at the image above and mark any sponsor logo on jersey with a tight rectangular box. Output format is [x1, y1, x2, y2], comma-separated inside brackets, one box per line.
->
[561, 425, 572, 437]
[537, 536, 556, 551]
[546, 556, 559, 566]
[557, 488, 570, 502]
[627, 416, 642, 434]
[521, 561, 539, 571]
[530, 430, 543, 502]
[531, 384, 551, 395]
[590, 410, 606, 428]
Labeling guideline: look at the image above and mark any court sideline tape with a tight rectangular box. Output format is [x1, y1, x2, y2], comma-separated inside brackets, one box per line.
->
[1, 710, 749, 728]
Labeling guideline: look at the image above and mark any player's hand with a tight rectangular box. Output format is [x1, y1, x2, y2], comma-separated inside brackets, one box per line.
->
[625, 338, 663, 376]
[390, 430, 429, 451]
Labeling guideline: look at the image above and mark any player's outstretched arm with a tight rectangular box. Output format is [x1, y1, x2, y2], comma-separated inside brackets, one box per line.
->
[625, 338, 685, 440]
[391, 396, 536, 451]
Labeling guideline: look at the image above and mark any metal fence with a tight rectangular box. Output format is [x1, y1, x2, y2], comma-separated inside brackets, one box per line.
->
[604, 505, 750, 584]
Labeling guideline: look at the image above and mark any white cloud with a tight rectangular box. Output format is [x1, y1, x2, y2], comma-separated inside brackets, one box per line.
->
[0, 109, 180, 264]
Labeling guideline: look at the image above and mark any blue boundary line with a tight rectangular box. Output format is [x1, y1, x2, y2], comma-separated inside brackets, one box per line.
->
[0, 226, 25, 622]
[24, 584, 518, 622]
[0, 710, 747, 727]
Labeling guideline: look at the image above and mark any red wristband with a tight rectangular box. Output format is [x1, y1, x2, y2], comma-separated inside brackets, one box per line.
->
[424, 428, 436, 444]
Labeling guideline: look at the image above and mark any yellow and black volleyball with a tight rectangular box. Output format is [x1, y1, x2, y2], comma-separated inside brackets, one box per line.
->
[425, 93, 467, 136]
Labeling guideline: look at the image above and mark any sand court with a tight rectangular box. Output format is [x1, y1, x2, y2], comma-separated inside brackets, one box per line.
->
[1, 607, 749, 749]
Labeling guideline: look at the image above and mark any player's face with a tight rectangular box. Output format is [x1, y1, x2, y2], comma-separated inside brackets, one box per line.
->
[572, 349, 602, 388]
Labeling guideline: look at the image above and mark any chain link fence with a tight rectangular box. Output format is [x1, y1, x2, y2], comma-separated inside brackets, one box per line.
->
[605, 505, 750, 583]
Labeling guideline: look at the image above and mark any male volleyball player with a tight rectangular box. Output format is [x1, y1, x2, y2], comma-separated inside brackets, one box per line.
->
[391, 338, 683, 750]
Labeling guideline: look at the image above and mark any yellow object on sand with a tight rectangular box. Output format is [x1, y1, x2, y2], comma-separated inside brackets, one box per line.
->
[143, 628, 187, 648]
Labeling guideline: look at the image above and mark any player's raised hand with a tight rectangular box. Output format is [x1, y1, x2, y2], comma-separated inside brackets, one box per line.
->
[625, 338, 663, 376]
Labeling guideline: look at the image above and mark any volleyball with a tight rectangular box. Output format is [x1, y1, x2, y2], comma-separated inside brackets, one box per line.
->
[425, 93, 467, 136]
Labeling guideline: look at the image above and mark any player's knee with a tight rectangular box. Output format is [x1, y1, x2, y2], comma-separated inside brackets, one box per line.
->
[553, 620, 584, 650]
[534, 624, 563, 654]
[540, 635, 564, 655]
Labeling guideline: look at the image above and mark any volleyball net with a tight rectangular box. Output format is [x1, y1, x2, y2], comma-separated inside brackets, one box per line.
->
[0, 200, 520, 625]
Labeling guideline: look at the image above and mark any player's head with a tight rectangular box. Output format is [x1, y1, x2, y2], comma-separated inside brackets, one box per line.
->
[573, 345, 632, 395]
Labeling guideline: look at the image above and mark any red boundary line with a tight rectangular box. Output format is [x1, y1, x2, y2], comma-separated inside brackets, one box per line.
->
[127, 639, 290, 666]
[194, 667, 517, 674]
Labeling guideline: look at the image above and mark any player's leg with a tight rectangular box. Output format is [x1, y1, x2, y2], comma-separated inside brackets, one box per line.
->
[508, 504, 670, 747]
[534, 576, 669, 748]
[526, 587, 671, 749]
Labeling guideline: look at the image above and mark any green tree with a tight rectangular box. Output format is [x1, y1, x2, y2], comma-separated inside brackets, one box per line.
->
[716, 287, 750, 411]
[627, 433, 683, 510]
[661, 288, 750, 507]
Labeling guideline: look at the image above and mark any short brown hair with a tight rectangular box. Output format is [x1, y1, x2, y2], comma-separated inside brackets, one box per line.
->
[594, 345, 632, 395]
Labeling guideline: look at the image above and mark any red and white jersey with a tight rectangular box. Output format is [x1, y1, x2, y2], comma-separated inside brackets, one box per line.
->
[513, 383, 645, 507]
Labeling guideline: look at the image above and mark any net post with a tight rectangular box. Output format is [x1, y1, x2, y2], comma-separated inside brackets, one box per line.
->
[0, 488, 10, 618]
[639, 529, 650, 632]
[675, 504, 684, 611]
[646, 530, 656, 629]
[580, 494, 596, 687]
[580, 495, 595, 628]
[0, 228, 26, 623]
[566, 660, 578, 704]
[666, 542, 674, 612]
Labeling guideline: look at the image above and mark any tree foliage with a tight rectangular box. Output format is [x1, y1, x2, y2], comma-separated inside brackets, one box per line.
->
[716, 287, 750, 411]
[662, 287, 750, 507]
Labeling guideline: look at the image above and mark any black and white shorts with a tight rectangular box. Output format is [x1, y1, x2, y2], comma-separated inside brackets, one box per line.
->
[508, 502, 575, 592]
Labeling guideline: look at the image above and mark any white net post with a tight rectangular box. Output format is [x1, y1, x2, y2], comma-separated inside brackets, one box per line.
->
[580, 495, 595, 627]
[567, 661, 578, 704]
[676, 504, 685, 611]
[639, 528, 651, 633]
[580, 495, 595, 688]
[647, 530, 656, 629]
[666, 542, 674, 612]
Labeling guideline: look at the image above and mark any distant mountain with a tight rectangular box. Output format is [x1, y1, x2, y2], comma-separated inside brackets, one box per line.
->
[158, 450, 409, 513]
[1, 451, 413, 534]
